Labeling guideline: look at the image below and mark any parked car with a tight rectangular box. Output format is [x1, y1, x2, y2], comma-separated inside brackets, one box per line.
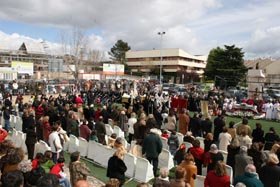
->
[267, 89, 280, 99]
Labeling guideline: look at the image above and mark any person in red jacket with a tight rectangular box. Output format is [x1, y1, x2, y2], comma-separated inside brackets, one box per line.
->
[204, 161, 230, 187]
[75, 95, 83, 106]
[0, 128, 8, 143]
[31, 153, 44, 170]
[188, 139, 204, 175]
[50, 157, 71, 187]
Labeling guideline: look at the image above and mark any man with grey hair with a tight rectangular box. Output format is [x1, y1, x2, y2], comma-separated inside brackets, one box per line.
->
[234, 146, 253, 177]
[234, 164, 264, 187]
[153, 167, 170, 187]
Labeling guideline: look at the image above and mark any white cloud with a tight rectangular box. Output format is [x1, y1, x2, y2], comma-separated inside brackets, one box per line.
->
[0, 0, 220, 54]
[0, 0, 280, 58]
[245, 26, 280, 58]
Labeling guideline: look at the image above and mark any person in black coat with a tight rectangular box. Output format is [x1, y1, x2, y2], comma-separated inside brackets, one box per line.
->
[226, 138, 240, 176]
[25, 124, 37, 159]
[107, 148, 127, 186]
[252, 123, 264, 143]
[264, 127, 279, 150]
[247, 142, 263, 173]
[190, 113, 202, 137]
[213, 114, 226, 142]
[22, 111, 35, 133]
[201, 116, 213, 137]
[95, 116, 106, 145]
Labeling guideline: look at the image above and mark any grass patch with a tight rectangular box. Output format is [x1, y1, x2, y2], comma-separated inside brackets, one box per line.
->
[188, 111, 280, 134]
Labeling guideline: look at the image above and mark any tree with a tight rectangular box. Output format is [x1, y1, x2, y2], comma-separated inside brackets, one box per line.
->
[87, 49, 106, 71]
[109, 40, 131, 64]
[60, 27, 88, 80]
[204, 45, 247, 88]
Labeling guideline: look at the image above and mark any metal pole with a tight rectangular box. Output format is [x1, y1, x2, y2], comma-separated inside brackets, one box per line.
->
[158, 32, 165, 85]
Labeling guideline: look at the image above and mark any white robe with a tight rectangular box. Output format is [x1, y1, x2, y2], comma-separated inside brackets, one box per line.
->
[272, 103, 279, 120]
[265, 103, 273, 120]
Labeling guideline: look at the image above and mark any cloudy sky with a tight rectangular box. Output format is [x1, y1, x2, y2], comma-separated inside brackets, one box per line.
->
[0, 0, 280, 58]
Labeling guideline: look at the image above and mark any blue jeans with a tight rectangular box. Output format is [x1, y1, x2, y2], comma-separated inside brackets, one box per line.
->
[59, 178, 71, 187]
[4, 119, 11, 132]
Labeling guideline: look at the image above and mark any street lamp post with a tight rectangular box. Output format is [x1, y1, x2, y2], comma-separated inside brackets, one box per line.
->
[158, 31, 165, 85]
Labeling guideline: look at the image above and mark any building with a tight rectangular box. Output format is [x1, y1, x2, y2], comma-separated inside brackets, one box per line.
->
[245, 58, 280, 87]
[0, 42, 104, 80]
[125, 48, 207, 83]
[0, 42, 67, 80]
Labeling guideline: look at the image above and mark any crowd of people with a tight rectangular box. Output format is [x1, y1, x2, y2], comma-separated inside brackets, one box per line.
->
[0, 80, 279, 187]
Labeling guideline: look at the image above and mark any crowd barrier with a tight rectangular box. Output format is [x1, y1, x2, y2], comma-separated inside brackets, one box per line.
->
[2, 115, 23, 131]
[8, 127, 234, 184]
[160, 137, 169, 150]
[105, 124, 113, 136]
[158, 148, 174, 170]
[177, 132, 184, 145]
[113, 125, 124, 138]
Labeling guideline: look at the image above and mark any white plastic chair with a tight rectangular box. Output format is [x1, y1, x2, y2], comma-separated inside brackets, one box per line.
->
[196, 136, 205, 149]
[194, 175, 206, 187]
[78, 137, 89, 157]
[113, 125, 125, 138]
[134, 157, 154, 183]
[15, 131, 24, 148]
[105, 135, 109, 145]
[124, 153, 137, 177]
[176, 132, 184, 145]
[15, 116, 23, 131]
[160, 137, 169, 150]
[21, 133, 27, 153]
[95, 144, 114, 167]
[68, 134, 79, 153]
[202, 167, 207, 176]
[10, 115, 16, 129]
[11, 128, 18, 144]
[219, 150, 228, 163]
[183, 141, 193, 152]
[226, 164, 233, 184]
[34, 140, 51, 156]
[105, 124, 113, 136]
[129, 140, 137, 153]
[158, 148, 174, 170]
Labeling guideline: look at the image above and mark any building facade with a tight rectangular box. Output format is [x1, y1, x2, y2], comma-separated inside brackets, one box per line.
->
[245, 59, 280, 88]
[0, 42, 104, 80]
[126, 48, 207, 83]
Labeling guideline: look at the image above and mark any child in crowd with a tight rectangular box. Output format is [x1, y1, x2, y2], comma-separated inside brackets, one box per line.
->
[168, 130, 179, 155]
[161, 130, 169, 139]
[32, 152, 44, 170]
[89, 130, 99, 142]
[50, 157, 71, 187]
[40, 150, 55, 173]
[0, 127, 8, 143]
[108, 133, 117, 148]
[174, 144, 187, 165]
